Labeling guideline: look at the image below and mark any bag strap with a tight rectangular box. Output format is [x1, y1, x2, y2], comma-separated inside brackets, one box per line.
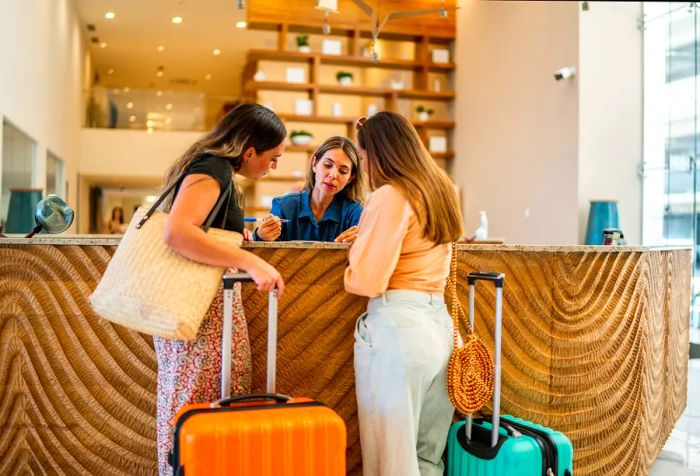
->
[203, 181, 232, 232]
[447, 241, 474, 349]
[136, 170, 233, 231]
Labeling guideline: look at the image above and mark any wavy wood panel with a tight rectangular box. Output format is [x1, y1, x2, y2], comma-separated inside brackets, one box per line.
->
[0, 244, 691, 475]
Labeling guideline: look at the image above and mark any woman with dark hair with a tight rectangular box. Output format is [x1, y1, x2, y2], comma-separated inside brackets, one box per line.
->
[154, 103, 287, 476]
[254, 136, 366, 243]
[105, 206, 127, 234]
[345, 112, 464, 476]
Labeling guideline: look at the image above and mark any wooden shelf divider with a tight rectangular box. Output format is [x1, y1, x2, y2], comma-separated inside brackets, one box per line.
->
[245, 80, 314, 93]
[247, 80, 456, 100]
[411, 120, 456, 129]
[285, 144, 317, 153]
[262, 175, 305, 182]
[431, 152, 455, 159]
[247, 49, 455, 72]
[279, 114, 357, 124]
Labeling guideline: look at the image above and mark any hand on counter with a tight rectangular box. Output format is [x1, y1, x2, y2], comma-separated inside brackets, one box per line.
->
[335, 226, 358, 244]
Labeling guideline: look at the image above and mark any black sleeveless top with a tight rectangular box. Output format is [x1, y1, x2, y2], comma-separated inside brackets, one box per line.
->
[172, 154, 244, 233]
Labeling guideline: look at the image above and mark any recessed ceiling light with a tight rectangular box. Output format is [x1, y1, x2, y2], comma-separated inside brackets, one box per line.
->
[129, 115, 136, 122]
[165, 117, 172, 125]
[157, 45, 165, 52]
[107, 68, 114, 75]
[236, 21, 247, 29]
[212, 48, 221, 56]
[171, 16, 183, 24]
[105, 12, 116, 19]
[100, 42, 107, 48]
[156, 71, 164, 77]
[165, 103, 173, 110]
[123, 87, 130, 92]
[126, 102, 134, 109]
[205, 73, 212, 80]
[156, 90, 163, 97]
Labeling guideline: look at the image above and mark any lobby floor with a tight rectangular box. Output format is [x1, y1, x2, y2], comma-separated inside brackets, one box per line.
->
[650, 357, 700, 475]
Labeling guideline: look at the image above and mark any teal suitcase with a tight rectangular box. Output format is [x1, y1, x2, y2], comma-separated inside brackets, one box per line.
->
[447, 415, 573, 476]
[446, 272, 574, 476]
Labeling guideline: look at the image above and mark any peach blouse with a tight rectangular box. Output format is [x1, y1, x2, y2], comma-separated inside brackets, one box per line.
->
[344, 184, 450, 298]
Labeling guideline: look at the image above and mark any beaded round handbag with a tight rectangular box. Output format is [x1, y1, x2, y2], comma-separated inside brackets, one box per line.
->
[446, 242, 495, 414]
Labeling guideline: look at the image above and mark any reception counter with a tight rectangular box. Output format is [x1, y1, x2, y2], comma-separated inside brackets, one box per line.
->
[0, 238, 691, 475]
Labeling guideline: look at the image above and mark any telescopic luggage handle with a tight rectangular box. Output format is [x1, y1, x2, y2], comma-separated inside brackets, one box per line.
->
[214, 393, 291, 407]
[466, 270, 505, 448]
[222, 273, 279, 398]
[467, 271, 505, 286]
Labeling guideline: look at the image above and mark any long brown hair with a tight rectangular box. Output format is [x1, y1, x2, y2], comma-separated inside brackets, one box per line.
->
[160, 103, 286, 211]
[111, 206, 124, 224]
[356, 112, 463, 244]
[303, 136, 367, 204]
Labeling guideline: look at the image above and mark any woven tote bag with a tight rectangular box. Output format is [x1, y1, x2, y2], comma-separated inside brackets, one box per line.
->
[90, 177, 242, 341]
[445, 242, 495, 414]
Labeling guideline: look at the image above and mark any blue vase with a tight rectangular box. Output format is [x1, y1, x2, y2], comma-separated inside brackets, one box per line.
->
[5, 188, 43, 234]
[585, 200, 619, 245]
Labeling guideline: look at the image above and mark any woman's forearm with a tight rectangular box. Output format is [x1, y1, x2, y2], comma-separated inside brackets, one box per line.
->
[164, 222, 262, 271]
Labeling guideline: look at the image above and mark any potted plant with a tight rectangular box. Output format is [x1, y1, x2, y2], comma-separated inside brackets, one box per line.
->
[336, 71, 353, 86]
[290, 130, 314, 145]
[296, 35, 311, 53]
[416, 105, 434, 122]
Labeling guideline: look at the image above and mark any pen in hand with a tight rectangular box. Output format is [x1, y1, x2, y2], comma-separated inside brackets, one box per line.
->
[244, 217, 290, 223]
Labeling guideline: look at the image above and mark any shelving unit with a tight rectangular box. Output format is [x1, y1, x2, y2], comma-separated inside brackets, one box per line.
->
[247, 48, 456, 71]
[239, 22, 456, 218]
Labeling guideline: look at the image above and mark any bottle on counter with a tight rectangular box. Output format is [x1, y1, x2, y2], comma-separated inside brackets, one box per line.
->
[474, 210, 488, 240]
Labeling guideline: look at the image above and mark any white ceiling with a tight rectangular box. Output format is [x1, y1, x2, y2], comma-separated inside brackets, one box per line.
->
[73, 0, 278, 97]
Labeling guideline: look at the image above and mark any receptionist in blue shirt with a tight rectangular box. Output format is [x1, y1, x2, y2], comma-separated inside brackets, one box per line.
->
[254, 136, 367, 243]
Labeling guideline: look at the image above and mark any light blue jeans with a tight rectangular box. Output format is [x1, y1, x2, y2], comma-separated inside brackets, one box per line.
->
[354, 290, 455, 476]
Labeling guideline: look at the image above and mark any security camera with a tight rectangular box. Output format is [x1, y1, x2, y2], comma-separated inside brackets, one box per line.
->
[554, 66, 575, 81]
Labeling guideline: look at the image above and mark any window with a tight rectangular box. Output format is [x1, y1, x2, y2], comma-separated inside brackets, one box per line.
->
[46, 151, 65, 198]
[642, 2, 700, 339]
[1, 119, 36, 228]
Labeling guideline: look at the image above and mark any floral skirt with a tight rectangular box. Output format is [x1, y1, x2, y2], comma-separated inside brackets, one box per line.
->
[153, 282, 251, 476]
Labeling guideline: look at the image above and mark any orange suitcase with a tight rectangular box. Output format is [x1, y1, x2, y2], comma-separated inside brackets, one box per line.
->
[169, 273, 347, 476]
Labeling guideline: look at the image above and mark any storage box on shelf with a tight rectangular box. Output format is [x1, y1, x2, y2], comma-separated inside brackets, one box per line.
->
[241, 22, 455, 218]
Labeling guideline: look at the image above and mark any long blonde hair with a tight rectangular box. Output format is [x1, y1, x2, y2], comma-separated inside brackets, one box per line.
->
[160, 103, 286, 211]
[303, 136, 367, 204]
[357, 112, 463, 244]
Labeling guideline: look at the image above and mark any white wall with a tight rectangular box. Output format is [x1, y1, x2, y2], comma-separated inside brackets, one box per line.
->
[454, 0, 643, 245]
[0, 0, 86, 230]
[454, 0, 580, 244]
[578, 2, 643, 245]
[80, 129, 204, 177]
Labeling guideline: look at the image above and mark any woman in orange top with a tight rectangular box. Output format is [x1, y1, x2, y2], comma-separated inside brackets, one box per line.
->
[345, 112, 463, 476]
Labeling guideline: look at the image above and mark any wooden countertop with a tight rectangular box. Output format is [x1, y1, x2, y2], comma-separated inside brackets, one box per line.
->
[0, 240, 691, 475]
[0, 233, 691, 253]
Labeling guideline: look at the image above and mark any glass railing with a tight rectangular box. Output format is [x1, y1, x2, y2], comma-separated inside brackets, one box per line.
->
[84, 86, 241, 132]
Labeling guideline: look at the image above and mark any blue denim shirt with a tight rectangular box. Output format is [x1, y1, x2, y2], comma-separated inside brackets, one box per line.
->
[254, 191, 363, 242]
